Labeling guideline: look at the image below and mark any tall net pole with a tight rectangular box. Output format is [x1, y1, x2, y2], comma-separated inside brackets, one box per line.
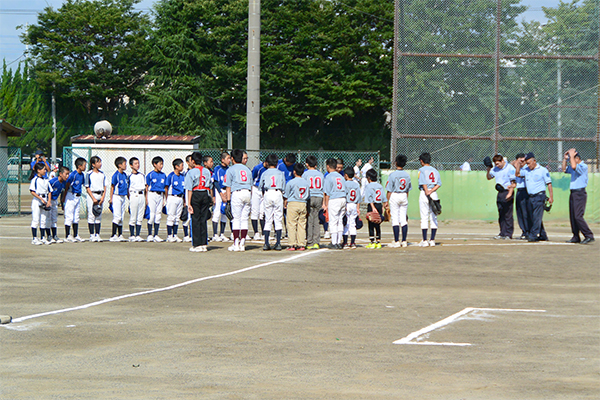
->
[493, 0, 501, 155]
[246, 0, 261, 160]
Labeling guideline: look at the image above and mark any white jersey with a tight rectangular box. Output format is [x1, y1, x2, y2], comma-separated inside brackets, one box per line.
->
[129, 172, 146, 192]
[30, 176, 52, 205]
[85, 170, 108, 192]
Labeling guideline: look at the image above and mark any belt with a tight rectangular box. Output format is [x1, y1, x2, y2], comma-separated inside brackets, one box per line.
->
[150, 191, 164, 194]
[130, 190, 144, 194]
[73, 193, 81, 197]
[529, 191, 545, 197]
[92, 191, 104, 195]
[570, 188, 586, 192]
[170, 193, 184, 198]
[267, 188, 282, 192]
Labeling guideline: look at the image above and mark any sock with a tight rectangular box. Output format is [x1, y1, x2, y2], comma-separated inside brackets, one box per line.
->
[51, 227, 57, 237]
[46, 228, 52, 239]
[233, 230, 240, 241]
[32, 227, 37, 238]
[65, 225, 71, 237]
[264, 230, 270, 244]
[260, 219, 265, 233]
[370, 236, 375, 243]
[89, 223, 95, 235]
[118, 225, 123, 236]
[431, 228, 437, 241]
[183, 225, 188, 237]
[73, 223, 79, 237]
[342, 235, 348, 247]
[173, 225, 179, 236]
[252, 220, 258, 234]
[393, 225, 400, 242]
[275, 229, 282, 245]
[95, 223, 101, 235]
[112, 223, 118, 237]
[154, 223, 160, 236]
[351, 235, 356, 245]
[241, 229, 248, 240]
[422, 229, 428, 241]
[220, 221, 226, 236]
[130, 225, 135, 237]
[148, 223, 153, 236]
[167, 225, 173, 236]
[402, 225, 408, 242]
[212, 221, 218, 237]
[136, 225, 142, 236]
[324, 222, 329, 232]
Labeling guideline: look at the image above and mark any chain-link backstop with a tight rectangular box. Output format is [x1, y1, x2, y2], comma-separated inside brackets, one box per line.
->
[0, 146, 22, 215]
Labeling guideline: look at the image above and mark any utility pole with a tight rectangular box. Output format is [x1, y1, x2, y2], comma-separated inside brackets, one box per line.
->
[246, 0, 260, 163]
[557, 60, 562, 165]
[52, 90, 57, 165]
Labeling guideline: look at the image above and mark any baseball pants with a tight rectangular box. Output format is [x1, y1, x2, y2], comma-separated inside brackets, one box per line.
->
[527, 192, 548, 241]
[515, 188, 529, 236]
[264, 190, 284, 231]
[343, 203, 358, 236]
[231, 189, 252, 230]
[419, 190, 438, 230]
[87, 192, 103, 224]
[306, 196, 323, 246]
[166, 195, 184, 227]
[569, 189, 594, 240]
[388, 192, 408, 227]
[328, 197, 346, 241]
[112, 194, 127, 225]
[286, 201, 307, 247]
[31, 199, 49, 229]
[212, 192, 228, 224]
[367, 203, 382, 239]
[496, 191, 514, 238]
[50, 202, 59, 228]
[63, 192, 81, 226]
[190, 191, 212, 247]
[251, 186, 264, 220]
[129, 191, 145, 227]
[147, 191, 164, 225]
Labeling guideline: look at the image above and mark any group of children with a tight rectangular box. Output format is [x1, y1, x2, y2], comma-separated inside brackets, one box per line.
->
[29, 150, 442, 251]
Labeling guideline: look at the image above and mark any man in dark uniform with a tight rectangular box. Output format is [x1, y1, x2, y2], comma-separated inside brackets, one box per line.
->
[511, 153, 529, 239]
[562, 148, 594, 244]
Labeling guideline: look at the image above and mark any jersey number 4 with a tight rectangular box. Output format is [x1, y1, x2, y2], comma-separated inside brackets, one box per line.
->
[429, 172, 435, 183]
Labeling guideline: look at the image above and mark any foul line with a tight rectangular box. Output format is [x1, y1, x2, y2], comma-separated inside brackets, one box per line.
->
[9, 249, 328, 324]
[441, 242, 576, 247]
[394, 307, 546, 346]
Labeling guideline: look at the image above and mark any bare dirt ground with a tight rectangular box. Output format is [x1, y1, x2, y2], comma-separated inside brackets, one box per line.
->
[1, 215, 599, 399]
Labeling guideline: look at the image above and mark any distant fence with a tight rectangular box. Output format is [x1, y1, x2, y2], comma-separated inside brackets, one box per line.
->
[0, 146, 22, 216]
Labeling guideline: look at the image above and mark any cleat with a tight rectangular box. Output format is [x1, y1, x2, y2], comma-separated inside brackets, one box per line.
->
[263, 244, 271, 251]
[90, 235, 97, 242]
[201, 245, 208, 252]
[53, 236, 64, 244]
[96, 235, 103, 242]
[350, 244, 357, 249]
[581, 237, 595, 245]
[183, 236, 192, 242]
[343, 245, 351, 250]
[212, 235, 222, 242]
[418, 240, 429, 247]
[189, 246, 202, 252]
[366, 243, 375, 249]
[147, 235, 154, 242]
[297, 246, 305, 251]
[65, 235, 75, 243]
[41, 238, 50, 245]
[166, 236, 176, 243]
[428, 240, 436, 247]
[228, 244, 239, 252]
[287, 246, 296, 251]
[118, 235, 126, 242]
[238, 245, 245, 252]
[49, 238, 57, 244]
[401, 241, 408, 248]
[129, 236, 136, 242]
[74, 235, 85, 242]
[253, 232, 262, 241]
[109, 235, 119, 242]
[388, 241, 400, 248]
[174, 235, 182, 243]
[375, 242, 382, 249]
[327, 243, 338, 250]
[32, 238, 42, 245]
[274, 244, 282, 251]
[153, 235, 163, 242]
[323, 231, 330, 239]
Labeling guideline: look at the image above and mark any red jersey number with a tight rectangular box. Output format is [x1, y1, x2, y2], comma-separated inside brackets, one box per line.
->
[270, 176, 277, 187]
[349, 190, 357, 202]
[299, 187, 307, 198]
[375, 189, 382, 202]
[240, 171, 248, 182]
[429, 172, 435, 183]
[398, 178, 406, 191]
[336, 178, 343, 190]
[309, 176, 322, 189]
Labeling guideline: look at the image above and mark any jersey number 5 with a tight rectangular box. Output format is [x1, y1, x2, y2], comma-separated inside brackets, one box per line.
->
[336, 178, 343, 190]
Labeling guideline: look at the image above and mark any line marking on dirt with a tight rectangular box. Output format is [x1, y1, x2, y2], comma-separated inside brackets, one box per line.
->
[7, 249, 328, 325]
[394, 307, 546, 346]
[441, 242, 576, 247]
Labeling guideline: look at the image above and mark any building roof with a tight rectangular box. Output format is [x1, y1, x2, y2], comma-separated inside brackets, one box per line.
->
[71, 134, 201, 145]
[0, 119, 26, 137]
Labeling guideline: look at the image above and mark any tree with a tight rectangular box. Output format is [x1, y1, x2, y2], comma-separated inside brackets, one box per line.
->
[21, 0, 151, 121]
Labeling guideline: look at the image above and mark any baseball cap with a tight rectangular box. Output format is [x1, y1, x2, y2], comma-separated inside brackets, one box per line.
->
[35, 150, 43, 155]
[525, 152, 535, 160]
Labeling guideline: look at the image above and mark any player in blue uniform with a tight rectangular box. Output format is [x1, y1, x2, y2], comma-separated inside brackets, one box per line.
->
[165, 158, 187, 242]
[109, 156, 129, 242]
[250, 159, 267, 240]
[417, 152, 441, 247]
[302, 155, 325, 249]
[48, 166, 70, 243]
[211, 152, 231, 242]
[260, 154, 286, 251]
[146, 156, 167, 242]
[342, 167, 361, 249]
[386, 154, 411, 248]
[63, 157, 87, 242]
[224, 149, 253, 251]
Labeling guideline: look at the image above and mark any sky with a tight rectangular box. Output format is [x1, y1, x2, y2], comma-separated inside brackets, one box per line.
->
[0, 0, 562, 69]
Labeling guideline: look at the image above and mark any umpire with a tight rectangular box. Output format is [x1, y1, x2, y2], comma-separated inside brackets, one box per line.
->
[486, 154, 516, 239]
[562, 148, 595, 244]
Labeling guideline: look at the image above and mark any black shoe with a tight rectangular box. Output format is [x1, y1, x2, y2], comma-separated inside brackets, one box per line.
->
[527, 237, 539, 242]
[538, 236, 548, 241]
[566, 237, 580, 243]
[327, 243, 338, 249]
[517, 234, 527, 240]
[263, 244, 271, 251]
[335, 244, 343, 250]
[581, 237, 595, 245]
[274, 243, 282, 251]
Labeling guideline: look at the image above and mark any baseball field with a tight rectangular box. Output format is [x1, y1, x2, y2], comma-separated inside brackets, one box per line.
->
[1, 215, 599, 399]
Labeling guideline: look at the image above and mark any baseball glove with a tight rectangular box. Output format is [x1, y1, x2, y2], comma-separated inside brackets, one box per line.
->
[224, 201, 234, 220]
[428, 196, 442, 216]
[92, 204, 103, 217]
[41, 204, 51, 212]
[180, 206, 188, 222]
[483, 156, 493, 168]
[544, 197, 552, 212]
[383, 207, 391, 222]
[366, 211, 382, 224]
[495, 183, 506, 192]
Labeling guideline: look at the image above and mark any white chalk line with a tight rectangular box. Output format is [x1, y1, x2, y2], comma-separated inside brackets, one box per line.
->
[8, 249, 328, 324]
[442, 242, 576, 247]
[394, 307, 546, 346]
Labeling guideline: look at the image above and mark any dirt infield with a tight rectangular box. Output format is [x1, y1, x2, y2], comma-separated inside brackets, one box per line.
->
[1, 215, 599, 399]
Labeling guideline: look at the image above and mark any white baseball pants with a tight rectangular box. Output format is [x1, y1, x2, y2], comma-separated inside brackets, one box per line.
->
[419, 190, 438, 229]
[87, 192, 103, 224]
[31, 200, 49, 229]
[328, 197, 346, 236]
[231, 189, 252, 230]
[147, 191, 164, 225]
[129, 191, 145, 226]
[389, 192, 409, 227]
[112, 194, 127, 225]
[166, 195, 184, 226]
[263, 190, 284, 231]
[250, 186, 264, 220]
[212, 191, 228, 224]
[63, 192, 81, 226]
[343, 203, 358, 236]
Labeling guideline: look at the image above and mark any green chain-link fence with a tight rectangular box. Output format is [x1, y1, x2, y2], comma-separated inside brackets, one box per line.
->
[0, 146, 22, 216]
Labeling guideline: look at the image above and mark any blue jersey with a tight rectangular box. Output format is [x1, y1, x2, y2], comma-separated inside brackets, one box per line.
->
[344, 180, 361, 204]
[386, 170, 412, 193]
[146, 170, 167, 192]
[111, 171, 129, 196]
[418, 165, 442, 190]
[515, 165, 527, 189]
[521, 164, 551, 195]
[166, 172, 186, 195]
[284, 177, 309, 203]
[364, 182, 385, 204]
[224, 163, 253, 192]
[212, 164, 228, 193]
[66, 171, 85, 194]
[302, 169, 325, 198]
[323, 171, 345, 199]
[49, 177, 66, 200]
[277, 159, 295, 182]
[489, 163, 516, 189]
[565, 162, 588, 190]
[260, 168, 286, 191]
[252, 163, 266, 187]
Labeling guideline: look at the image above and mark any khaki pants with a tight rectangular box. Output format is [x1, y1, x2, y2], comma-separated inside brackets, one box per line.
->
[286, 201, 307, 247]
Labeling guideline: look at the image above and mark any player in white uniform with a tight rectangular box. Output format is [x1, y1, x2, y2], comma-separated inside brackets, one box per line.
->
[29, 162, 52, 245]
[85, 156, 109, 242]
[342, 167, 361, 249]
[417, 152, 442, 247]
[386, 154, 412, 248]
[250, 159, 267, 240]
[127, 157, 146, 242]
[323, 158, 346, 249]
[109, 156, 128, 242]
[146, 156, 167, 242]
[63, 157, 87, 242]
[224, 149, 252, 251]
[165, 158, 186, 242]
[259, 154, 286, 251]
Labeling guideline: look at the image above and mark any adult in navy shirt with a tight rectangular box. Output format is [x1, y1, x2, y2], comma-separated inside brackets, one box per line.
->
[562, 148, 594, 244]
[30, 150, 51, 178]
[277, 153, 296, 183]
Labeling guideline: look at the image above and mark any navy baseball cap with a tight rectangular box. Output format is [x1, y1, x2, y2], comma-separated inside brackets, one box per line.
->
[525, 152, 535, 160]
[35, 150, 43, 155]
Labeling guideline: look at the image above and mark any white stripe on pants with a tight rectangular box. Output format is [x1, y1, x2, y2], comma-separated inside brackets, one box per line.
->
[232, 189, 252, 230]
[264, 190, 283, 231]
[166, 195, 184, 226]
[147, 191, 164, 225]
[419, 190, 438, 229]
[250, 186, 264, 220]
[389, 192, 408, 227]
[112, 194, 127, 225]
[87, 192, 103, 224]
[63, 192, 81, 226]
[129, 192, 145, 226]
[329, 197, 346, 236]
[343, 203, 358, 236]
